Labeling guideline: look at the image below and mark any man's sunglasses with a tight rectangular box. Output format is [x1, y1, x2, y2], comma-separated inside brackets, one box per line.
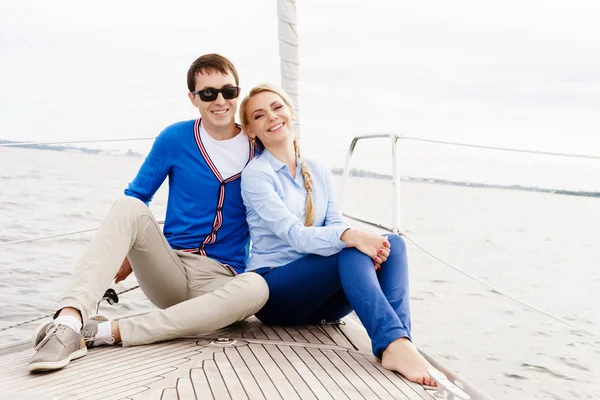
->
[192, 86, 240, 102]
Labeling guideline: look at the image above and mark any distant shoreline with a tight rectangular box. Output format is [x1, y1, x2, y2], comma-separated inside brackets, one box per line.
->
[330, 168, 600, 198]
[2, 140, 598, 199]
[0, 140, 145, 158]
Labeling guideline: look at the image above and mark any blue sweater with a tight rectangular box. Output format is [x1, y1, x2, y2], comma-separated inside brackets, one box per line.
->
[124, 118, 254, 274]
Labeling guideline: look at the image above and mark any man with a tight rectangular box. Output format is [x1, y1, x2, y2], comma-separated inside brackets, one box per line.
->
[29, 53, 268, 372]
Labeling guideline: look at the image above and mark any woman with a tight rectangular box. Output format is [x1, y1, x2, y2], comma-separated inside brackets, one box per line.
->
[239, 84, 435, 386]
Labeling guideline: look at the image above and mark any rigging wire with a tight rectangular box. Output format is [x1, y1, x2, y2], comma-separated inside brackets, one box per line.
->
[401, 232, 600, 339]
[303, 212, 600, 339]
[0, 221, 165, 248]
[0, 229, 98, 247]
[2, 135, 599, 160]
[399, 135, 600, 160]
[0, 138, 154, 147]
[0, 285, 140, 332]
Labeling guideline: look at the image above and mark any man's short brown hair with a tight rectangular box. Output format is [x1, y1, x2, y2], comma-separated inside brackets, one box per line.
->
[187, 53, 239, 92]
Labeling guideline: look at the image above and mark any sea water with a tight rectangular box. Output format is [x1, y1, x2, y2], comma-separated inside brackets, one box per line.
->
[0, 147, 598, 400]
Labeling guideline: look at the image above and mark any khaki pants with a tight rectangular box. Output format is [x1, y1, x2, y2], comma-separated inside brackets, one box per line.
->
[58, 196, 268, 347]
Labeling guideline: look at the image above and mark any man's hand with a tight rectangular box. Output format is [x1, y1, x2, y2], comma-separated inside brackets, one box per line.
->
[114, 257, 133, 283]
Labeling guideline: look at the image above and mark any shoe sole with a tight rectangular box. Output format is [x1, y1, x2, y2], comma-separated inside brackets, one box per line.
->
[28, 347, 87, 372]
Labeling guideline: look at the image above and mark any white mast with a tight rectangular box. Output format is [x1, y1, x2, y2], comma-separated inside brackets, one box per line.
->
[277, 0, 301, 140]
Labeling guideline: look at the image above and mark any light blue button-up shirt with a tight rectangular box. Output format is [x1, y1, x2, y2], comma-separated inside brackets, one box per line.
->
[241, 150, 349, 271]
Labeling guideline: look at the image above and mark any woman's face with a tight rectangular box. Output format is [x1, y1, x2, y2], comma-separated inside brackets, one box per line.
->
[245, 91, 293, 148]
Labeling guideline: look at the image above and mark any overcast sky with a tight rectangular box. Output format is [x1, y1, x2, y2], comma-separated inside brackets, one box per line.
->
[1, 0, 599, 177]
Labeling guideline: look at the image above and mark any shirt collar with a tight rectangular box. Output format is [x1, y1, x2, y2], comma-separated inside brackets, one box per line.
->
[200, 119, 247, 142]
[262, 149, 303, 176]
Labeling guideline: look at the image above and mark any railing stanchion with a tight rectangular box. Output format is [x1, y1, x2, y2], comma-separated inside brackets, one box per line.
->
[339, 138, 358, 203]
[391, 134, 401, 234]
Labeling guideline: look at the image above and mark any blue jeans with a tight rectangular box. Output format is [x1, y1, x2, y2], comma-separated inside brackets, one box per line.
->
[255, 234, 411, 358]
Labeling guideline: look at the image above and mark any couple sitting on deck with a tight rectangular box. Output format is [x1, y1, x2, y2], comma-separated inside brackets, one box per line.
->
[29, 53, 435, 386]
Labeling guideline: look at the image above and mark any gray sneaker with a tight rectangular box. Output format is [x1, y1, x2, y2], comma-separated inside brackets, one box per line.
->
[33, 316, 114, 349]
[82, 315, 115, 348]
[28, 323, 87, 372]
[31, 320, 54, 348]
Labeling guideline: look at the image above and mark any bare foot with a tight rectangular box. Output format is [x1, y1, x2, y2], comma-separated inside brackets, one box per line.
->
[381, 338, 436, 386]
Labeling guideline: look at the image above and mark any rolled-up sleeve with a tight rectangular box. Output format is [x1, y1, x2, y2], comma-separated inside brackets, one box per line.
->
[124, 132, 170, 205]
[242, 167, 347, 256]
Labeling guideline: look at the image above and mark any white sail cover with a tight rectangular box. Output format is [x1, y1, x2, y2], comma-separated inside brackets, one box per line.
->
[277, 0, 301, 139]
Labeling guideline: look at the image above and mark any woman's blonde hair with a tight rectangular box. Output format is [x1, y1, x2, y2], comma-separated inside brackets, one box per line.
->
[239, 84, 315, 226]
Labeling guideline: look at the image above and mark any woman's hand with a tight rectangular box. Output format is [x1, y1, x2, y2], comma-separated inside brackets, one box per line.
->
[341, 229, 391, 269]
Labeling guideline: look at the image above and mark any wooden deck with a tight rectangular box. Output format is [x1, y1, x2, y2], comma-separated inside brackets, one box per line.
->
[0, 317, 439, 400]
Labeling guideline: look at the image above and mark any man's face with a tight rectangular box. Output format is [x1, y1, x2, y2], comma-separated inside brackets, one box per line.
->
[188, 70, 238, 130]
